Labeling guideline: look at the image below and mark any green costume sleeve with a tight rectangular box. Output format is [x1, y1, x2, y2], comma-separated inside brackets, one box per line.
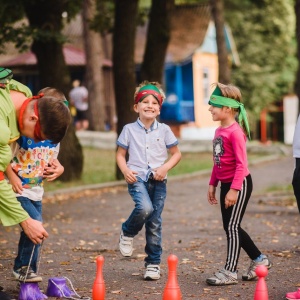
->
[0, 119, 12, 172]
[0, 180, 29, 226]
[8, 79, 32, 98]
[0, 78, 32, 226]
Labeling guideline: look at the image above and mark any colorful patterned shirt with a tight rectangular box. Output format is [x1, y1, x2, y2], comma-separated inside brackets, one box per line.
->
[11, 137, 59, 201]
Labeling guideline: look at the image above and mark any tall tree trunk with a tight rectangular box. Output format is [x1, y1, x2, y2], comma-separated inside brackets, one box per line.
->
[24, 1, 84, 181]
[140, 0, 175, 82]
[82, 0, 106, 131]
[295, 0, 300, 111]
[210, 0, 231, 84]
[113, 0, 139, 179]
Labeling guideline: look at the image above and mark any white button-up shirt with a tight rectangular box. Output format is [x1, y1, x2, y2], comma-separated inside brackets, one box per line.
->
[117, 118, 178, 181]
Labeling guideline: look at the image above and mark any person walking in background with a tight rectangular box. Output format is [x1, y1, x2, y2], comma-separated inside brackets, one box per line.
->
[69, 79, 89, 131]
[6, 87, 65, 284]
[116, 81, 181, 280]
[284, 114, 300, 300]
[292, 113, 300, 213]
[206, 83, 272, 286]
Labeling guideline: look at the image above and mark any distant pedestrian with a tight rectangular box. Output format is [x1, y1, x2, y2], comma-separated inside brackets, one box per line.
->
[69, 79, 89, 131]
[116, 81, 181, 280]
[206, 82, 272, 286]
[292, 113, 300, 213]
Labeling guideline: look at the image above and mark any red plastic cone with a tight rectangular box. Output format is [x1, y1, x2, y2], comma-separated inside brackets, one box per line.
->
[92, 255, 105, 300]
[162, 254, 182, 300]
[254, 265, 268, 300]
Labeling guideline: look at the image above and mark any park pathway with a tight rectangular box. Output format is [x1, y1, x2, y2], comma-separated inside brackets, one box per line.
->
[0, 154, 299, 300]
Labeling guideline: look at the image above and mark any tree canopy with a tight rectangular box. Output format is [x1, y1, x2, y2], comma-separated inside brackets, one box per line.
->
[225, 0, 297, 118]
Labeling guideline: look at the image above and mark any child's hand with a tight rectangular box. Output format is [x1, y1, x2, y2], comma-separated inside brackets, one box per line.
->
[10, 175, 23, 194]
[43, 159, 64, 182]
[123, 168, 138, 184]
[225, 188, 238, 208]
[207, 185, 217, 205]
[153, 166, 168, 181]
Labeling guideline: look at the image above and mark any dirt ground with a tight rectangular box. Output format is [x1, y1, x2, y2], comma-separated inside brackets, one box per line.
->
[0, 154, 299, 300]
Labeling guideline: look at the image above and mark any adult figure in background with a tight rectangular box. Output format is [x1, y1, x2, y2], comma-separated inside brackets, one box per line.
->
[285, 114, 300, 299]
[69, 79, 89, 130]
[292, 114, 300, 213]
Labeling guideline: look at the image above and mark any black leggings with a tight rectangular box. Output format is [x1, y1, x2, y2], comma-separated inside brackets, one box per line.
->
[220, 174, 261, 272]
[292, 158, 300, 213]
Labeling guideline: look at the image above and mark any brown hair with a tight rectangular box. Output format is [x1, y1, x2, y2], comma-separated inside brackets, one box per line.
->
[38, 87, 66, 100]
[215, 83, 242, 102]
[36, 88, 71, 143]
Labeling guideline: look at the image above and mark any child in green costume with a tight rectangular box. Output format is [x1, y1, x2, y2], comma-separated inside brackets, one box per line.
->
[0, 67, 71, 298]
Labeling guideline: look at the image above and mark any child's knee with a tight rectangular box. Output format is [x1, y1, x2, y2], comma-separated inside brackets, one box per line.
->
[140, 204, 154, 218]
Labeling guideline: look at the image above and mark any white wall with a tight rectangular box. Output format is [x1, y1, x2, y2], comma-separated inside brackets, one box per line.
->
[284, 95, 298, 145]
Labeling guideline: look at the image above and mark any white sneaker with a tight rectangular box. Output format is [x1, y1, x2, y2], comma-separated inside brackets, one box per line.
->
[206, 269, 238, 286]
[12, 266, 42, 282]
[242, 255, 272, 281]
[144, 264, 160, 280]
[119, 230, 133, 257]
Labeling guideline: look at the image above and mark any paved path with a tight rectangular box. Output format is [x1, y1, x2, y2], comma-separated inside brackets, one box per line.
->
[0, 155, 299, 300]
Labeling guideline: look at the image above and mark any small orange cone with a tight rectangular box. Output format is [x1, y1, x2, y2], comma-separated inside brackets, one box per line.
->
[92, 255, 105, 300]
[162, 254, 182, 300]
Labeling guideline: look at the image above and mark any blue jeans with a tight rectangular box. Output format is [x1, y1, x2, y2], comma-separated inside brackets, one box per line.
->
[14, 197, 42, 272]
[122, 177, 167, 265]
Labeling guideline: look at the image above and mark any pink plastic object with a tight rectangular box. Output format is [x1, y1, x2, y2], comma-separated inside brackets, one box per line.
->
[286, 288, 300, 300]
[254, 265, 268, 300]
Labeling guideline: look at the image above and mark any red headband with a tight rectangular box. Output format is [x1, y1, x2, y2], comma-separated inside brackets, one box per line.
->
[33, 100, 43, 141]
[134, 90, 163, 106]
[18, 93, 44, 140]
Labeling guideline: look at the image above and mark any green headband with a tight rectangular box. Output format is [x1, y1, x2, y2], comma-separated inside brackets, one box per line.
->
[139, 84, 160, 93]
[0, 67, 13, 84]
[209, 86, 251, 139]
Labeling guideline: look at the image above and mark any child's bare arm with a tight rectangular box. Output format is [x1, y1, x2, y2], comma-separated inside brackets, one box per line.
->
[116, 146, 137, 184]
[153, 145, 181, 181]
[5, 165, 23, 194]
[207, 185, 218, 205]
[43, 158, 64, 182]
[225, 188, 239, 209]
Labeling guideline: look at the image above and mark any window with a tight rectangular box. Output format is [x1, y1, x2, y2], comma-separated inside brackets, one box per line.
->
[203, 68, 210, 104]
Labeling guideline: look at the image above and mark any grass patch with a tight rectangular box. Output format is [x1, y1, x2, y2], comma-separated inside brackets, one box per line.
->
[265, 184, 293, 193]
[44, 147, 269, 192]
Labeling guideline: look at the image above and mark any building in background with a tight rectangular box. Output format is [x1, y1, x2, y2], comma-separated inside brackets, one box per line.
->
[0, 4, 240, 140]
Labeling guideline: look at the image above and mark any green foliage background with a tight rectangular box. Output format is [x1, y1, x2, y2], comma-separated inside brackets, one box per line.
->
[225, 0, 297, 119]
[0, 0, 298, 122]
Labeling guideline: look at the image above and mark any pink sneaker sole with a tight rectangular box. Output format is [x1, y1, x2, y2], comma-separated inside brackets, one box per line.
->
[286, 289, 300, 300]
